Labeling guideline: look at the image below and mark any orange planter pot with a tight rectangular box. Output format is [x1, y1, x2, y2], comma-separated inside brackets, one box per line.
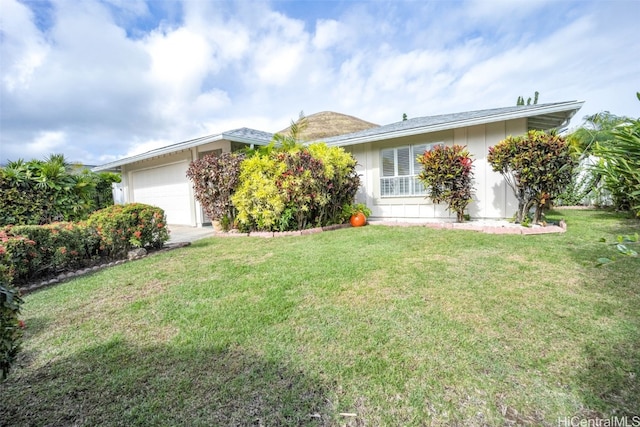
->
[350, 212, 367, 227]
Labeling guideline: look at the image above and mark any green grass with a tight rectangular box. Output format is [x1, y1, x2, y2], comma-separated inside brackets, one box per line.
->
[2, 209, 639, 426]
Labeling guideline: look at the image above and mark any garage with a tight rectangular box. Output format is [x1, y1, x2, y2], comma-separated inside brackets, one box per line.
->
[131, 161, 193, 225]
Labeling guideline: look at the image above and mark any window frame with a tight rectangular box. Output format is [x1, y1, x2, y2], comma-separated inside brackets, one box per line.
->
[379, 143, 442, 198]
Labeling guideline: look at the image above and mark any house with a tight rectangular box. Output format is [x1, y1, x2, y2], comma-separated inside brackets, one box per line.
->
[93, 101, 583, 226]
[93, 128, 273, 226]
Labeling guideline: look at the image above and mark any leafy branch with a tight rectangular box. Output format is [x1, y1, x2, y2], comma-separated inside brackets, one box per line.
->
[596, 233, 639, 266]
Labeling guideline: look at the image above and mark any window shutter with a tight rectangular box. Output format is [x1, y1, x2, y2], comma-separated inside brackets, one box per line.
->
[381, 149, 395, 177]
[397, 147, 411, 176]
[412, 144, 428, 175]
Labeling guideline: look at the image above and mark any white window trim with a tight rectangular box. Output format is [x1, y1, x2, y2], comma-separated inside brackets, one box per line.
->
[380, 143, 442, 198]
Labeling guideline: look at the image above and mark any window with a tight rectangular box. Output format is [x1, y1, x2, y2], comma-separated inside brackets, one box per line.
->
[380, 143, 441, 197]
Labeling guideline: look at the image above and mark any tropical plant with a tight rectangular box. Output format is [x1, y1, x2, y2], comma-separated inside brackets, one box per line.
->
[488, 130, 575, 224]
[417, 144, 474, 222]
[567, 111, 632, 154]
[275, 150, 326, 230]
[343, 203, 371, 218]
[306, 143, 360, 225]
[590, 93, 640, 216]
[3, 223, 102, 284]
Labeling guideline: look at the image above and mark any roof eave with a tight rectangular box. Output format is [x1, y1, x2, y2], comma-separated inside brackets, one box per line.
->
[92, 132, 271, 172]
[327, 101, 585, 147]
[91, 134, 223, 172]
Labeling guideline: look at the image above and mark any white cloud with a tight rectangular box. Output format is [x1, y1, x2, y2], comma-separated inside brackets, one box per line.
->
[23, 131, 67, 159]
[145, 26, 212, 96]
[313, 19, 345, 50]
[123, 137, 175, 158]
[0, 0, 49, 92]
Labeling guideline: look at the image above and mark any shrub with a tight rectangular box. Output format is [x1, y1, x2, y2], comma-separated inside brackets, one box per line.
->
[12, 223, 101, 273]
[306, 143, 361, 225]
[93, 172, 121, 211]
[86, 204, 169, 258]
[186, 152, 245, 226]
[275, 150, 327, 230]
[0, 230, 39, 285]
[232, 154, 287, 231]
[0, 172, 49, 226]
[232, 144, 361, 232]
[0, 155, 120, 227]
[488, 130, 575, 224]
[0, 205, 166, 286]
[0, 244, 22, 380]
[417, 145, 474, 222]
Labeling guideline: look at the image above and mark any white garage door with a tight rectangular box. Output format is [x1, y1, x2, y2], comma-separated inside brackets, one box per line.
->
[132, 162, 192, 225]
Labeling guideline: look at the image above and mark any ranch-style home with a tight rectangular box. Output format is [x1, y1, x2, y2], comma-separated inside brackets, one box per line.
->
[93, 101, 584, 226]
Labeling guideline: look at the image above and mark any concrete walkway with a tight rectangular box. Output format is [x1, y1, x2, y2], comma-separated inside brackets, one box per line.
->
[167, 225, 215, 244]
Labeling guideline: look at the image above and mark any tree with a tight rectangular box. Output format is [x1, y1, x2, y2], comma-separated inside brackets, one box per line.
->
[417, 145, 474, 222]
[567, 111, 631, 154]
[557, 111, 633, 207]
[402, 113, 408, 121]
[488, 130, 575, 224]
[517, 91, 540, 106]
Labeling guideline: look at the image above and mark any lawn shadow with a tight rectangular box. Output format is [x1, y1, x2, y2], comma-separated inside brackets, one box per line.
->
[1, 337, 332, 426]
[555, 211, 640, 416]
[576, 330, 640, 417]
[572, 269, 640, 416]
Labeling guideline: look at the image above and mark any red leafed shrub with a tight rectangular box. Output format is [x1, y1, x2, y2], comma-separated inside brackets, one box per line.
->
[274, 150, 327, 231]
[417, 145, 475, 222]
[186, 152, 245, 228]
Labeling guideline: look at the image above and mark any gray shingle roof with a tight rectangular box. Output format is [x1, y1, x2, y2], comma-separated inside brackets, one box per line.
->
[224, 127, 274, 142]
[320, 101, 584, 146]
[94, 101, 583, 171]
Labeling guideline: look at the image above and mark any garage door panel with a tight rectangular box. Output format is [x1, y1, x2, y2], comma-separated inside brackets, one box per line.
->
[132, 162, 192, 225]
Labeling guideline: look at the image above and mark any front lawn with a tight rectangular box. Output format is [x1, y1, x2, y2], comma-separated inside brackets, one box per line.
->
[1, 209, 638, 426]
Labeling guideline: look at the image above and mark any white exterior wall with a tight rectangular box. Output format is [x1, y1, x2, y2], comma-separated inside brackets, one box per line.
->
[345, 118, 526, 220]
[120, 140, 231, 226]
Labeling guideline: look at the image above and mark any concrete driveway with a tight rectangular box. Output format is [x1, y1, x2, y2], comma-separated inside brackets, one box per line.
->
[167, 225, 215, 244]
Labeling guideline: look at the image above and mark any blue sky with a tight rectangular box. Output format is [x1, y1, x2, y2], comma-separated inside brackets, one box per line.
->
[1, 0, 639, 165]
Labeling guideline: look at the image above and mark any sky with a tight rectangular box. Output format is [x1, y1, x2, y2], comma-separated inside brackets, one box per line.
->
[1, 0, 639, 166]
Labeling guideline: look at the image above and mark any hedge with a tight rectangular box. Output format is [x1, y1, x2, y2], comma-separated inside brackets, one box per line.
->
[0, 204, 169, 285]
